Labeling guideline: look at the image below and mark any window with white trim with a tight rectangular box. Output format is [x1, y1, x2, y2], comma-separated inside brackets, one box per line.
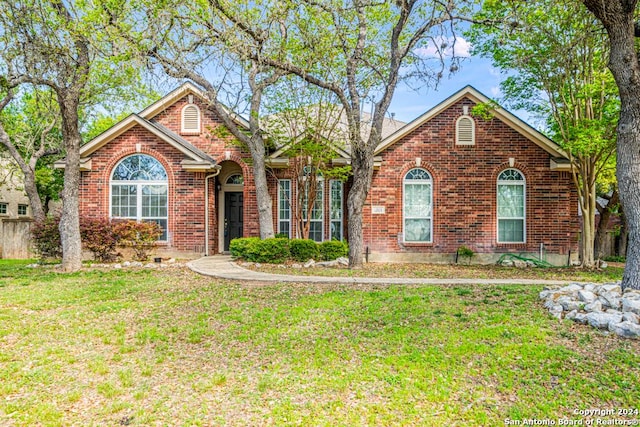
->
[456, 115, 475, 145]
[111, 154, 168, 241]
[303, 179, 324, 242]
[497, 169, 525, 243]
[181, 104, 201, 133]
[403, 168, 432, 242]
[17, 204, 27, 216]
[329, 180, 343, 241]
[0, 203, 7, 215]
[278, 179, 291, 237]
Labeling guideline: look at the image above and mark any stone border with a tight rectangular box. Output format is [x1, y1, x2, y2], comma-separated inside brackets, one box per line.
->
[540, 282, 640, 339]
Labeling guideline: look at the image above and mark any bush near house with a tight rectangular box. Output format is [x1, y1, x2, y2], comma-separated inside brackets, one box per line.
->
[113, 220, 162, 262]
[79, 217, 121, 262]
[31, 216, 63, 260]
[31, 216, 161, 263]
[231, 237, 348, 263]
[290, 239, 319, 262]
[319, 240, 349, 261]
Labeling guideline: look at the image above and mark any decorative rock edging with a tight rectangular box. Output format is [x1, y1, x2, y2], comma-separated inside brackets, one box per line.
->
[540, 282, 640, 339]
[240, 257, 350, 270]
[27, 258, 187, 269]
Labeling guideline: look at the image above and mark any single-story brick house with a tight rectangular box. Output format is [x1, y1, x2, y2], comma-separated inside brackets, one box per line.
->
[66, 82, 579, 264]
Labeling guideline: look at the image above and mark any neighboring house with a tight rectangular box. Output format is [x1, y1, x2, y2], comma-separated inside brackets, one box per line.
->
[64, 83, 579, 264]
[0, 156, 33, 258]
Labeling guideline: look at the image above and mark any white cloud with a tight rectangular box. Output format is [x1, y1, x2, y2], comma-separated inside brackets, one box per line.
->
[490, 86, 501, 97]
[414, 37, 472, 58]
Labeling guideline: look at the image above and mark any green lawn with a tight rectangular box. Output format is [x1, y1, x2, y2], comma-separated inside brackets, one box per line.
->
[0, 260, 638, 426]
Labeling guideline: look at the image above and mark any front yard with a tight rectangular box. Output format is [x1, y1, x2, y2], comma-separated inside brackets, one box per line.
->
[0, 260, 638, 426]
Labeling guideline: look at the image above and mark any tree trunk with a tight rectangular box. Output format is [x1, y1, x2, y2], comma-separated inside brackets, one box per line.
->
[582, 0, 640, 289]
[247, 136, 274, 240]
[58, 99, 83, 272]
[580, 181, 597, 268]
[347, 146, 375, 268]
[619, 211, 628, 258]
[594, 190, 619, 259]
[0, 128, 45, 222]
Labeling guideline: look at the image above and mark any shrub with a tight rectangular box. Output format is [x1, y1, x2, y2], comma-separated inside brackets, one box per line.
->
[31, 216, 62, 261]
[229, 237, 261, 259]
[114, 220, 162, 261]
[289, 239, 319, 262]
[319, 240, 348, 261]
[80, 217, 120, 262]
[457, 246, 474, 264]
[246, 238, 290, 263]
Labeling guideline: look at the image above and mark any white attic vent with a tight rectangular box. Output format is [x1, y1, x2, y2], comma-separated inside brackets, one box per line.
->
[456, 115, 475, 145]
[181, 104, 201, 134]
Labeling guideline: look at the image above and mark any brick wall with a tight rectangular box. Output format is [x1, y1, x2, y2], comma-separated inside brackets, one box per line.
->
[363, 97, 579, 258]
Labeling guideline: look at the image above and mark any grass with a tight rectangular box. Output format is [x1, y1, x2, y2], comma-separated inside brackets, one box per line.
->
[247, 261, 625, 283]
[0, 260, 638, 426]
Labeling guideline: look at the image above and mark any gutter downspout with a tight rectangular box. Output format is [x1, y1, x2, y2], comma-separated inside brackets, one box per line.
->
[205, 169, 221, 256]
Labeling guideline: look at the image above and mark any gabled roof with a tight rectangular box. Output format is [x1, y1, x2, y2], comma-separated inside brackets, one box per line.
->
[58, 82, 259, 172]
[374, 85, 569, 161]
[73, 114, 217, 170]
[138, 82, 250, 129]
[267, 104, 406, 159]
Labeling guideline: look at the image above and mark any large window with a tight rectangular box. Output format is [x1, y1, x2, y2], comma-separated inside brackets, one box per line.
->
[278, 179, 291, 237]
[403, 168, 432, 242]
[111, 154, 168, 241]
[303, 179, 324, 242]
[497, 169, 525, 243]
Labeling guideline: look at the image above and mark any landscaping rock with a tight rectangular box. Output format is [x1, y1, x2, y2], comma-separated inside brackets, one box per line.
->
[577, 290, 596, 303]
[609, 321, 640, 338]
[539, 281, 640, 339]
[584, 300, 602, 313]
[623, 312, 640, 324]
[337, 257, 349, 266]
[303, 259, 316, 268]
[600, 292, 621, 310]
[113, 263, 122, 269]
[586, 312, 623, 329]
[622, 298, 640, 315]
[291, 263, 302, 269]
[549, 304, 564, 320]
[557, 296, 581, 312]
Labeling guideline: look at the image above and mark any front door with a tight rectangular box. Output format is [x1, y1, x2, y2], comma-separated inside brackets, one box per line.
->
[224, 191, 243, 251]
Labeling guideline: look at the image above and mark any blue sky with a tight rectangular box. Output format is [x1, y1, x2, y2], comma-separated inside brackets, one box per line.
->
[386, 40, 538, 130]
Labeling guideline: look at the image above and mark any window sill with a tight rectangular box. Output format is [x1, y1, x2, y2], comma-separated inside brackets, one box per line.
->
[402, 242, 433, 247]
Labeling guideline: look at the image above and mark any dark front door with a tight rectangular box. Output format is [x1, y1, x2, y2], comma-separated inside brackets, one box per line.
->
[224, 191, 243, 251]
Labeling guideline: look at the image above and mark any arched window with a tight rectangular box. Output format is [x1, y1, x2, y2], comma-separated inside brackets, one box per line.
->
[497, 169, 525, 243]
[181, 104, 201, 133]
[403, 168, 432, 242]
[226, 174, 244, 185]
[111, 154, 168, 241]
[456, 115, 475, 145]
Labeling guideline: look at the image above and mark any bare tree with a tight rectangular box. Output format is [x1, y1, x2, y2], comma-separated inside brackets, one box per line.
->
[208, 0, 471, 267]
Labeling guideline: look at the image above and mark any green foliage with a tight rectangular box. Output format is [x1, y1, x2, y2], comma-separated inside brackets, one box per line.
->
[79, 217, 121, 262]
[245, 238, 290, 264]
[229, 237, 261, 259]
[113, 221, 162, 262]
[31, 216, 62, 261]
[290, 239, 319, 262]
[318, 240, 348, 261]
[457, 246, 474, 265]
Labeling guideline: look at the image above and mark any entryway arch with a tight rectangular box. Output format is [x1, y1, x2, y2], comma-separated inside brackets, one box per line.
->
[217, 161, 244, 252]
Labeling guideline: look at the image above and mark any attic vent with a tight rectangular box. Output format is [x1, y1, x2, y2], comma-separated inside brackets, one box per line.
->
[181, 104, 201, 134]
[456, 115, 475, 145]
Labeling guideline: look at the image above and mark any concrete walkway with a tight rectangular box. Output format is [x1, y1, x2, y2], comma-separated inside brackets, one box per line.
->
[187, 255, 575, 286]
